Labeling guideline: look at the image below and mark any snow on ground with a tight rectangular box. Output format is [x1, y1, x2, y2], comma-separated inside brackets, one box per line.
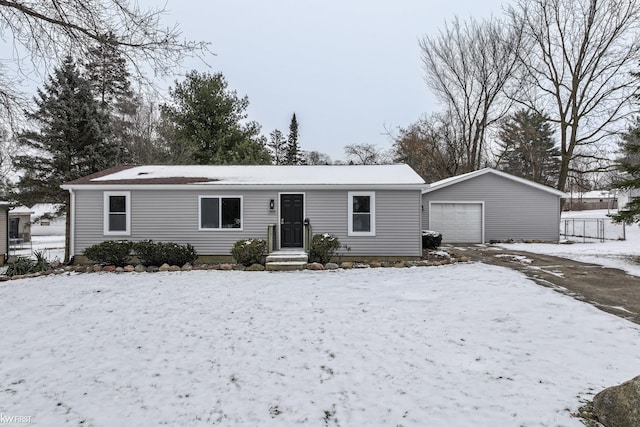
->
[498, 209, 640, 276]
[10, 235, 65, 263]
[1, 265, 639, 426]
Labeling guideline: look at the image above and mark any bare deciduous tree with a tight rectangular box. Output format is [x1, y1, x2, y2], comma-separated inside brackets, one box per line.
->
[0, 0, 209, 125]
[344, 143, 390, 165]
[392, 112, 465, 182]
[507, 0, 640, 191]
[419, 16, 524, 172]
[303, 150, 331, 165]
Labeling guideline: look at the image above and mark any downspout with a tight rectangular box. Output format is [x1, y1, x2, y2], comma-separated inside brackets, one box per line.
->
[5, 206, 11, 263]
[69, 189, 75, 260]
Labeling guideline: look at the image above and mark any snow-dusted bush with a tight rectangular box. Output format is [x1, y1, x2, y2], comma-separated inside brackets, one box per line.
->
[84, 240, 135, 266]
[134, 240, 198, 267]
[309, 233, 341, 264]
[422, 230, 443, 249]
[231, 239, 267, 266]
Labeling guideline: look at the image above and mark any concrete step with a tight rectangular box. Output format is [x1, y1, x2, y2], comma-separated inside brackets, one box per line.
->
[266, 251, 308, 271]
[265, 261, 307, 271]
[265, 253, 308, 264]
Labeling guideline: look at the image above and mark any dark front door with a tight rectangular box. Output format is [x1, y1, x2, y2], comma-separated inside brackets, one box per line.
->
[280, 194, 303, 248]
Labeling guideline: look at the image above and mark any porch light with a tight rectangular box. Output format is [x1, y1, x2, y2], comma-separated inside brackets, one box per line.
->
[269, 199, 275, 210]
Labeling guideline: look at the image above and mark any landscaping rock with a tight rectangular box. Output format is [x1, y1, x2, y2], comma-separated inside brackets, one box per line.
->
[74, 266, 87, 273]
[102, 265, 116, 272]
[124, 265, 135, 272]
[115, 267, 125, 273]
[380, 261, 395, 268]
[159, 263, 171, 272]
[134, 264, 146, 273]
[0, 275, 10, 281]
[219, 263, 233, 271]
[232, 264, 246, 271]
[394, 262, 406, 268]
[354, 263, 369, 269]
[64, 266, 74, 272]
[306, 262, 324, 270]
[593, 375, 640, 427]
[11, 275, 24, 280]
[246, 263, 265, 271]
[340, 262, 353, 269]
[169, 265, 181, 272]
[369, 261, 382, 268]
[193, 264, 209, 270]
[92, 265, 103, 272]
[147, 266, 159, 273]
[181, 263, 193, 271]
[50, 261, 62, 269]
[325, 263, 339, 270]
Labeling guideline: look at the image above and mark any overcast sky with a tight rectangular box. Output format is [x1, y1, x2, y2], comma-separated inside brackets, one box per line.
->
[142, 0, 506, 161]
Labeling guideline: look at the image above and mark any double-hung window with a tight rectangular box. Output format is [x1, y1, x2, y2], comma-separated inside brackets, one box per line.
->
[104, 191, 131, 235]
[348, 192, 375, 236]
[199, 196, 242, 230]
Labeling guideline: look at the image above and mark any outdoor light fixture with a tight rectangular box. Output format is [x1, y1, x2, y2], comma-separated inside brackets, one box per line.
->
[269, 199, 275, 210]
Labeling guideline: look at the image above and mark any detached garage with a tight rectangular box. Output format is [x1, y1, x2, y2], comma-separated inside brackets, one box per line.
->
[422, 168, 567, 243]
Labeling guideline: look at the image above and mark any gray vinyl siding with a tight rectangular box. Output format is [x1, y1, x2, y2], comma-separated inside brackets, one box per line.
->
[422, 174, 561, 242]
[74, 188, 422, 257]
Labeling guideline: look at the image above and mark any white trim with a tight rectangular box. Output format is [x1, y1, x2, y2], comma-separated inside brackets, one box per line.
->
[198, 195, 244, 231]
[278, 192, 306, 249]
[428, 201, 484, 244]
[62, 183, 426, 191]
[422, 168, 568, 198]
[103, 191, 131, 236]
[348, 191, 376, 237]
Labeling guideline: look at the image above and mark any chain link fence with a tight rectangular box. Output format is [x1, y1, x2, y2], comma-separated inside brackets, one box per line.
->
[560, 218, 626, 242]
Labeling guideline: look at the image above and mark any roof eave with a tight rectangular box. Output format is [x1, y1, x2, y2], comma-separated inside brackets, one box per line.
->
[61, 183, 426, 191]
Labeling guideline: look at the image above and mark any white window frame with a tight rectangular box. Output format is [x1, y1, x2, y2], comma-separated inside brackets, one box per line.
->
[348, 191, 375, 236]
[198, 195, 244, 231]
[103, 191, 131, 236]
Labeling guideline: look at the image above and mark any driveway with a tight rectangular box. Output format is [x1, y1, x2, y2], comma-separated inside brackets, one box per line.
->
[447, 244, 640, 325]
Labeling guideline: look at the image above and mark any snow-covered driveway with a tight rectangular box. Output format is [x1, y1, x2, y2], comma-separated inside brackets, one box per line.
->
[1, 264, 639, 426]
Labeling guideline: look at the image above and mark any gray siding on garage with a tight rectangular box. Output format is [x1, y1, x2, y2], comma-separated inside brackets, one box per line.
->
[74, 189, 422, 257]
[422, 173, 561, 242]
[0, 209, 7, 258]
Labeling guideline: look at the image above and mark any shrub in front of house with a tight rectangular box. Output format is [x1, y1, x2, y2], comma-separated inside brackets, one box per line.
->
[309, 233, 341, 264]
[84, 240, 135, 266]
[5, 250, 52, 277]
[231, 239, 267, 266]
[133, 240, 198, 267]
[422, 230, 443, 249]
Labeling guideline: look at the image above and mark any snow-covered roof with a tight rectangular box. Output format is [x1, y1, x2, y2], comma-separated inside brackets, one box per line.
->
[571, 190, 617, 199]
[422, 168, 568, 197]
[9, 205, 34, 215]
[62, 164, 426, 190]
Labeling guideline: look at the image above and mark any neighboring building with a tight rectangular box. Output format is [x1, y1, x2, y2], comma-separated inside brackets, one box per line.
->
[62, 165, 426, 262]
[422, 168, 567, 243]
[565, 190, 618, 211]
[8, 206, 34, 243]
[615, 189, 640, 212]
[30, 203, 66, 236]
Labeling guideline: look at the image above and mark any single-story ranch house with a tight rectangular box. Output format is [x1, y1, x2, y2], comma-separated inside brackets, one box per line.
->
[422, 168, 567, 243]
[62, 165, 426, 262]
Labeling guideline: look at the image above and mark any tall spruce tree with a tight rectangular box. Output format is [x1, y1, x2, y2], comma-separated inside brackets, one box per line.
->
[161, 71, 271, 165]
[286, 113, 301, 165]
[610, 118, 640, 224]
[14, 56, 120, 261]
[496, 109, 560, 186]
[84, 33, 137, 164]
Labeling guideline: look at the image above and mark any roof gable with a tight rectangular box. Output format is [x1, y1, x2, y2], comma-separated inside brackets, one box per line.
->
[422, 168, 568, 197]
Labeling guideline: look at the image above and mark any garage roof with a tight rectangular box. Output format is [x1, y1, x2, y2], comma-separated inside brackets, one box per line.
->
[422, 168, 568, 197]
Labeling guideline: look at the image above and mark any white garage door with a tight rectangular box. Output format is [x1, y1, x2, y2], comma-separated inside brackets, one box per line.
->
[430, 203, 483, 243]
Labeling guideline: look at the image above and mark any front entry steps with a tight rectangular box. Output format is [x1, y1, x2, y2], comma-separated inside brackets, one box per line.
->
[266, 250, 308, 271]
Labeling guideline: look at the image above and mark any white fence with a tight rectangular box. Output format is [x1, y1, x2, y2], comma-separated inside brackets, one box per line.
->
[560, 218, 626, 242]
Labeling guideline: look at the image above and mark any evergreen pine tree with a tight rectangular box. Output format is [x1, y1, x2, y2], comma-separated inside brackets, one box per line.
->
[161, 71, 271, 165]
[13, 56, 120, 261]
[286, 113, 301, 165]
[84, 33, 137, 163]
[497, 109, 560, 186]
[610, 117, 640, 224]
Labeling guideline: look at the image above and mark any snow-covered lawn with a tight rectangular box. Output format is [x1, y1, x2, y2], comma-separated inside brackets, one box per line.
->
[1, 266, 639, 426]
[498, 209, 640, 276]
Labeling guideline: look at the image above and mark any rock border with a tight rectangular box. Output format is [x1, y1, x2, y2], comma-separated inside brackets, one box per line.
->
[0, 255, 471, 281]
